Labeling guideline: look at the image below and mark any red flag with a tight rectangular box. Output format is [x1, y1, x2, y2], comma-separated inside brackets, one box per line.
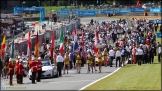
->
[34, 32, 39, 59]
[94, 30, 98, 53]
[81, 29, 85, 47]
[50, 31, 54, 58]
[27, 32, 31, 58]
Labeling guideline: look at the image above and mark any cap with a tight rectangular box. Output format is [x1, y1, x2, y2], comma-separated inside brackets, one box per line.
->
[9, 58, 12, 62]
[38, 57, 41, 60]
[18, 56, 21, 59]
[19, 59, 23, 62]
[31, 57, 35, 60]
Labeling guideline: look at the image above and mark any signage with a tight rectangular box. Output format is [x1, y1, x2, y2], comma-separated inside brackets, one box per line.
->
[57, 12, 69, 15]
[77, 11, 97, 16]
[156, 33, 162, 38]
[60, 8, 72, 11]
[100, 10, 114, 14]
[150, 8, 162, 13]
[131, 8, 145, 12]
[116, 9, 131, 14]
[149, 20, 162, 24]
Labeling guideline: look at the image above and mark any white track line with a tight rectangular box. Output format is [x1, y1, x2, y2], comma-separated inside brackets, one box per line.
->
[79, 60, 128, 90]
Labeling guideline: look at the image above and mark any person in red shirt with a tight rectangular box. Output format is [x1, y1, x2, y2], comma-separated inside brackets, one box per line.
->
[146, 38, 150, 45]
[16, 56, 21, 84]
[29, 57, 38, 84]
[8, 58, 15, 86]
[37, 57, 42, 82]
[17, 59, 24, 84]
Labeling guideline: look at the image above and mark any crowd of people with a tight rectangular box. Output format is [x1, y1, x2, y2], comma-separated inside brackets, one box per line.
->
[0, 17, 161, 86]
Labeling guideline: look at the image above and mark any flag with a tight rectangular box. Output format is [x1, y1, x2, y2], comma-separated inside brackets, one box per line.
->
[59, 29, 64, 55]
[94, 29, 98, 53]
[10, 35, 14, 58]
[81, 29, 85, 47]
[73, 28, 79, 52]
[27, 32, 31, 58]
[1, 34, 6, 58]
[50, 31, 54, 58]
[34, 32, 39, 59]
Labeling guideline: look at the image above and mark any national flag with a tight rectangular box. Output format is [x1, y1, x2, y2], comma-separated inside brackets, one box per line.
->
[59, 29, 64, 55]
[1, 34, 6, 58]
[73, 28, 79, 52]
[81, 29, 85, 47]
[94, 29, 98, 53]
[34, 32, 39, 59]
[10, 35, 14, 58]
[27, 32, 31, 58]
[50, 31, 54, 58]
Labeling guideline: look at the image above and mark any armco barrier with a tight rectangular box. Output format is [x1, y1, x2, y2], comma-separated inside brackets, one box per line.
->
[131, 8, 145, 12]
[116, 9, 131, 14]
[100, 10, 114, 14]
[150, 8, 162, 13]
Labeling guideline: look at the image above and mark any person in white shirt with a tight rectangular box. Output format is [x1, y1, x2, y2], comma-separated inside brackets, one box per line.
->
[137, 46, 143, 66]
[115, 48, 121, 67]
[109, 48, 115, 67]
[158, 46, 161, 63]
[56, 53, 64, 77]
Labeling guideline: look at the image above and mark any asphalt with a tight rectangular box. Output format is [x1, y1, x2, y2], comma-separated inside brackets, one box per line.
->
[2, 17, 119, 90]
[3, 64, 119, 90]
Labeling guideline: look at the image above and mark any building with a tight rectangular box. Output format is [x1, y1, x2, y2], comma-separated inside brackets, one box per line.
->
[1, 0, 20, 13]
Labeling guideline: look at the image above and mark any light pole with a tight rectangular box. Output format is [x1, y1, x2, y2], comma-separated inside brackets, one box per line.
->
[37, 0, 40, 7]
[22, 1, 25, 31]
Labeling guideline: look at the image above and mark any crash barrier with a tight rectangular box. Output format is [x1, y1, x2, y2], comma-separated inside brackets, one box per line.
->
[14, 18, 80, 55]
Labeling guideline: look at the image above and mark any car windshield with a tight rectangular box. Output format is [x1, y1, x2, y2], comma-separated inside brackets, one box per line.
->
[42, 61, 51, 66]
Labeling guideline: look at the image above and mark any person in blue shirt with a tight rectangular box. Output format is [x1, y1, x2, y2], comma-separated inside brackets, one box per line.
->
[69, 50, 73, 69]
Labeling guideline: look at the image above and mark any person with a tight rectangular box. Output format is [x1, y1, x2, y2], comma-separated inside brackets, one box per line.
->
[157, 45, 161, 63]
[109, 48, 115, 67]
[64, 52, 69, 74]
[121, 48, 126, 66]
[4, 56, 9, 79]
[76, 52, 82, 73]
[69, 50, 73, 69]
[132, 46, 137, 64]
[115, 48, 121, 67]
[16, 56, 21, 84]
[29, 57, 38, 84]
[17, 59, 24, 84]
[102, 48, 108, 67]
[0, 58, 3, 77]
[56, 53, 64, 77]
[8, 58, 14, 86]
[97, 50, 103, 73]
[137, 46, 144, 66]
[87, 51, 93, 73]
[37, 57, 42, 82]
[92, 53, 97, 72]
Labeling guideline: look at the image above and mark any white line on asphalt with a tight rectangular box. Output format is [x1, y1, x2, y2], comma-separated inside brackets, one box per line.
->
[48, 80, 94, 84]
[79, 60, 128, 90]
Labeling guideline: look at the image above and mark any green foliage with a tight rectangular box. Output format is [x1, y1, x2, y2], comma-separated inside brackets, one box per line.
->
[42, 1, 51, 7]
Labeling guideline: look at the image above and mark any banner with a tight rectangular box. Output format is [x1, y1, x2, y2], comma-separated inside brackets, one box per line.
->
[116, 9, 131, 14]
[150, 8, 161, 13]
[149, 20, 162, 24]
[131, 8, 145, 12]
[85, 10, 98, 14]
[57, 12, 69, 15]
[60, 8, 72, 11]
[156, 33, 162, 38]
[100, 10, 114, 14]
[78, 11, 96, 16]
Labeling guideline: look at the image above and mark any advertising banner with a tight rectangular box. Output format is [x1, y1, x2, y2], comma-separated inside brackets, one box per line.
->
[60, 8, 72, 11]
[131, 8, 145, 12]
[149, 20, 162, 24]
[78, 11, 96, 16]
[100, 10, 114, 14]
[156, 33, 162, 38]
[150, 8, 161, 13]
[57, 12, 69, 15]
[116, 9, 131, 14]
